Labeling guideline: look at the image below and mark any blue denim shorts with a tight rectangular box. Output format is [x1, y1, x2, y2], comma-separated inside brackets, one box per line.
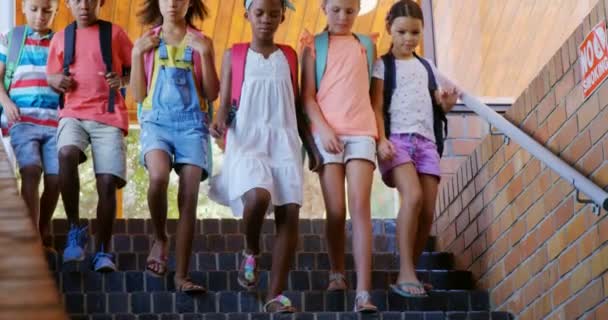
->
[140, 110, 211, 181]
[9, 123, 58, 175]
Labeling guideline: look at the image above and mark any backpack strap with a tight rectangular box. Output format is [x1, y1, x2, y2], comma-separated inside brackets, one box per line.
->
[381, 53, 396, 138]
[354, 33, 375, 82]
[277, 44, 298, 98]
[313, 31, 329, 91]
[413, 52, 448, 157]
[98, 20, 115, 113]
[60, 22, 76, 109]
[4, 26, 27, 91]
[230, 43, 249, 111]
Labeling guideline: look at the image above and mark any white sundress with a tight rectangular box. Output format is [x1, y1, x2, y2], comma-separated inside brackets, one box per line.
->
[208, 49, 303, 216]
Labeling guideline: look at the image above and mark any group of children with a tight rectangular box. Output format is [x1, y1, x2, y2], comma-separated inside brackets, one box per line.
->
[0, 0, 460, 314]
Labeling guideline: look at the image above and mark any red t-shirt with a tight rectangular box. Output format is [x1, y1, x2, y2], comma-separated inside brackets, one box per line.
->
[47, 23, 133, 133]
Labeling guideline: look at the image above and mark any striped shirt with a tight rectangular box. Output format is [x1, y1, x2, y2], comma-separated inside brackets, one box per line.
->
[0, 26, 60, 131]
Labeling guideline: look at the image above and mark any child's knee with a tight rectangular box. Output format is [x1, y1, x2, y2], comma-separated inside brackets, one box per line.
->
[96, 175, 118, 197]
[58, 146, 81, 163]
[401, 189, 423, 211]
[149, 171, 170, 188]
[245, 188, 271, 211]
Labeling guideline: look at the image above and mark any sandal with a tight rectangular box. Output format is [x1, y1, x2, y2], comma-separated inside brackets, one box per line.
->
[237, 250, 259, 290]
[263, 294, 296, 313]
[328, 272, 347, 291]
[353, 291, 378, 313]
[389, 282, 428, 298]
[175, 277, 206, 294]
[146, 240, 168, 277]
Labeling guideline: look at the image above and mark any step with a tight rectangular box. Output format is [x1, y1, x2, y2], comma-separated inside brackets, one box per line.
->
[48, 252, 453, 273]
[67, 311, 513, 320]
[61, 290, 490, 314]
[54, 269, 472, 293]
[50, 219, 403, 237]
[44, 233, 436, 255]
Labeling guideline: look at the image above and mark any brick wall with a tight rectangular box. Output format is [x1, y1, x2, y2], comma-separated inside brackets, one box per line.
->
[432, 2, 608, 319]
[441, 113, 489, 178]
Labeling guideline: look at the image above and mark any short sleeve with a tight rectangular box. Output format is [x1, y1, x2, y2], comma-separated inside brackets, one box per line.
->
[46, 31, 64, 75]
[115, 27, 133, 69]
[372, 58, 384, 80]
[0, 31, 9, 64]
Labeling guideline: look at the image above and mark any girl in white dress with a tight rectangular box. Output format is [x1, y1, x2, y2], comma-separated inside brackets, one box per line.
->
[209, 0, 302, 313]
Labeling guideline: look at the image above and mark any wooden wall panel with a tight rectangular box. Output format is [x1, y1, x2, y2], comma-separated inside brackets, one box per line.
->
[433, 0, 600, 98]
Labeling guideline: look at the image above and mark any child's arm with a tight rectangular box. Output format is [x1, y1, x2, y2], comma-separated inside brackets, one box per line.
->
[300, 47, 343, 154]
[186, 32, 219, 102]
[430, 61, 461, 113]
[0, 59, 20, 122]
[46, 33, 74, 95]
[370, 60, 396, 161]
[209, 49, 232, 138]
[130, 30, 159, 103]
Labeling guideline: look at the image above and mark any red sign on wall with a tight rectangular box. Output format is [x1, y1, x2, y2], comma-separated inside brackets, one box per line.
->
[580, 21, 608, 99]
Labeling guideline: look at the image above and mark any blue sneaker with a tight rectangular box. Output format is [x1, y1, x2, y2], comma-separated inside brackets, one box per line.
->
[93, 251, 117, 272]
[62, 225, 88, 263]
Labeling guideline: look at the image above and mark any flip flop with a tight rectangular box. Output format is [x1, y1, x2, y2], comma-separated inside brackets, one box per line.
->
[263, 294, 296, 313]
[237, 250, 258, 290]
[327, 272, 347, 291]
[353, 291, 378, 313]
[176, 277, 206, 294]
[390, 282, 428, 298]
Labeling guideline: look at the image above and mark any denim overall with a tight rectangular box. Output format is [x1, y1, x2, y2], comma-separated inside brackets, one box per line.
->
[139, 39, 211, 180]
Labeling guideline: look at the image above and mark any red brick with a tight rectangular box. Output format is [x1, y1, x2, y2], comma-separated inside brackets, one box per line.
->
[440, 156, 465, 175]
[556, 69, 576, 104]
[461, 181, 476, 208]
[547, 103, 567, 137]
[591, 161, 608, 188]
[563, 130, 592, 165]
[523, 273, 544, 304]
[561, 45, 571, 75]
[552, 278, 571, 308]
[599, 215, 608, 244]
[464, 222, 478, 248]
[537, 90, 557, 121]
[548, 229, 567, 260]
[593, 302, 608, 320]
[448, 139, 479, 156]
[565, 279, 603, 319]
[521, 233, 539, 258]
[537, 212, 557, 245]
[509, 218, 527, 246]
[533, 123, 551, 144]
[571, 259, 593, 294]
[558, 244, 579, 276]
[522, 111, 539, 135]
[447, 115, 466, 138]
[590, 242, 608, 279]
[579, 227, 600, 261]
[578, 93, 601, 130]
[577, 141, 604, 176]
[554, 116, 579, 152]
[566, 211, 590, 245]
[466, 116, 486, 138]
[598, 76, 608, 111]
[455, 211, 469, 236]
[492, 274, 515, 306]
[554, 197, 575, 229]
[468, 194, 484, 219]
[588, 108, 608, 144]
[504, 246, 521, 275]
[528, 245, 548, 275]
[471, 234, 487, 260]
[566, 87, 585, 117]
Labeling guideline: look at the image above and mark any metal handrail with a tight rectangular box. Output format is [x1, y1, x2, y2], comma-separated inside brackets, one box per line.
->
[461, 93, 608, 214]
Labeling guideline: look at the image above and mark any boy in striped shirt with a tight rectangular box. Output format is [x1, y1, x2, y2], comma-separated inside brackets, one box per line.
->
[0, 0, 60, 244]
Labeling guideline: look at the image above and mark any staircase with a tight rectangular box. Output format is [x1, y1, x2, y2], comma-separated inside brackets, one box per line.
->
[45, 219, 513, 320]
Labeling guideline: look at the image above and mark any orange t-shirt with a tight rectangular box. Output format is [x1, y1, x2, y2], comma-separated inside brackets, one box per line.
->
[311, 35, 378, 138]
[46, 23, 133, 133]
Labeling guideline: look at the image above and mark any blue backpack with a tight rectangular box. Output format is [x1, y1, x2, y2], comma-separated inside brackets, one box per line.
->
[381, 52, 448, 157]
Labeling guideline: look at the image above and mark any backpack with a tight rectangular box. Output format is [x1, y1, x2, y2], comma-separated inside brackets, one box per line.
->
[61, 20, 126, 112]
[229, 43, 322, 171]
[3, 26, 27, 91]
[1, 26, 28, 135]
[313, 31, 375, 90]
[381, 52, 448, 157]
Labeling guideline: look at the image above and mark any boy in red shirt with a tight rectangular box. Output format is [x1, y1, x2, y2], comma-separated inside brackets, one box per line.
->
[46, 0, 132, 272]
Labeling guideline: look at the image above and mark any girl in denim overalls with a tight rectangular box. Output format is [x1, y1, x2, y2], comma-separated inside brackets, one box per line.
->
[130, 0, 219, 293]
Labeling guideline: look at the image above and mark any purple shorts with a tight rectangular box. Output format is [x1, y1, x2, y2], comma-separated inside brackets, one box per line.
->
[378, 133, 441, 187]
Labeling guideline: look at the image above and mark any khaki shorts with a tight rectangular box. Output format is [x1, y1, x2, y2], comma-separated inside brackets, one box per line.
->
[57, 118, 126, 187]
[314, 134, 376, 166]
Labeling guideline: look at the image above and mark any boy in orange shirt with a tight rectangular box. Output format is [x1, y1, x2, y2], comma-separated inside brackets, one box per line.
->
[46, 0, 132, 272]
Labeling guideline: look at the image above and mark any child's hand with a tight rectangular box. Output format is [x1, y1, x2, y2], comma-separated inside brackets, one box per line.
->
[98, 72, 122, 90]
[210, 119, 227, 138]
[377, 138, 396, 161]
[319, 126, 343, 154]
[435, 88, 460, 108]
[133, 31, 160, 56]
[186, 32, 213, 56]
[3, 100, 20, 123]
[47, 74, 74, 93]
